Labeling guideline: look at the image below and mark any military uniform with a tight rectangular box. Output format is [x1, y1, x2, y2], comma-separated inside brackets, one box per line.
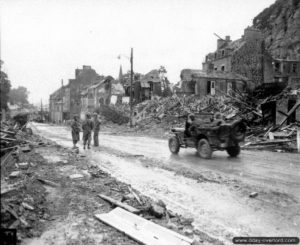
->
[71, 119, 80, 147]
[93, 118, 101, 146]
[82, 118, 94, 149]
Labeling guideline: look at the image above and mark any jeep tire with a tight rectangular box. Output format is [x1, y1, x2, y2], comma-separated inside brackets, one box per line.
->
[197, 139, 212, 159]
[226, 145, 240, 157]
[169, 136, 180, 154]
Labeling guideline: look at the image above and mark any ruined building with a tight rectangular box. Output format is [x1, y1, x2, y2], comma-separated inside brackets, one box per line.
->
[49, 65, 100, 122]
[203, 27, 300, 87]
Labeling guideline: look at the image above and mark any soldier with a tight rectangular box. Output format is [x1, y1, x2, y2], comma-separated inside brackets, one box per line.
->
[92, 113, 101, 146]
[82, 113, 94, 149]
[185, 113, 195, 137]
[71, 114, 80, 149]
[213, 112, 225, 126]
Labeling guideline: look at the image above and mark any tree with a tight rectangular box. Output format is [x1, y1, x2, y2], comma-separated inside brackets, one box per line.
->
[0, 60, 12, 111]
[9, 86, 29, 106]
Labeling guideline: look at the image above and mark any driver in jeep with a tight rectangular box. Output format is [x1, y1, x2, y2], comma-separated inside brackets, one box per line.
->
[185, 113, 196, 137]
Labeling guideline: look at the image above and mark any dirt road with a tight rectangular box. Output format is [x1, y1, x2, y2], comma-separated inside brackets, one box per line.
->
[32, 123, 300, 243]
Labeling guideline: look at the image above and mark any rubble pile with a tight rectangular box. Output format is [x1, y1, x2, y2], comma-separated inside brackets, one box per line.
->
[97, 104, 129, 125]
[242, 87, 300, 152]
[1, 116, 50, 240]
[106, 85, 299, 152]
[133, 93, 257, 128]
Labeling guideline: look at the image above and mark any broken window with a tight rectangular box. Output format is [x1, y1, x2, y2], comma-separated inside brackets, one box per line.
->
[211, 81, 215, 95]
[207, 81, 211, 94]
[274, 62, 280, 72]
[221, 50, 225, 57]
[292, 63, 297, 73]
[214, 53, 217, 59]
[221, 65, 225, 71]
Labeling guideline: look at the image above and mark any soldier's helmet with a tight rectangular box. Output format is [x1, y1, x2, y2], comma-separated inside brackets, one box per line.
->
[188, 113, 195, 121]
[85, 112, 91, 119]
[214, 112, 222, 120]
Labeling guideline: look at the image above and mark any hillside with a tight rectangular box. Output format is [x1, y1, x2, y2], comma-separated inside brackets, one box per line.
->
[253, 0, 300, 59]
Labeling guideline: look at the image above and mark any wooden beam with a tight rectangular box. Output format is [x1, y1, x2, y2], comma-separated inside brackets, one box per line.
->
[278, 101, 300, 127]
[98, 194, 140, 214]
[277, 110, 300, 124]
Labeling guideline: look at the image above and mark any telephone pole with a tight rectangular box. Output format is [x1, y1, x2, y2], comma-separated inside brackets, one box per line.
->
[61, 79, 64, 123]
[40, 99, 43, 122]
[130, 48, 133, 128]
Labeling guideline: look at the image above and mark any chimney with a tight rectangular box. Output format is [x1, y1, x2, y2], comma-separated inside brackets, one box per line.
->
[217, 39, 226, 49]
[75, 68, 80, 78]
[225, 36, 231, 41]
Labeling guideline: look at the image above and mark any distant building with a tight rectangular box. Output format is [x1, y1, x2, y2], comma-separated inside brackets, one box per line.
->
[49, 84, 70, 123]
[49, 65, 101, 122]
[80, 76, 115, 117]
[179, 69, 249, 97]
[124, 69, 171, 102]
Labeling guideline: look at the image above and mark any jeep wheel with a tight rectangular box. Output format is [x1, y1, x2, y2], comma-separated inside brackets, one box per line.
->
[197, 139, 212, 159]
[169, 136, 180, 154]
[226, 145, 240, 157]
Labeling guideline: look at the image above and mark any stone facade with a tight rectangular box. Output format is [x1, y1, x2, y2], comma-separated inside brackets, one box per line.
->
[179, 69, 249, 98]
[203, 26, 300, 87]
[203, 27, 274, 86]
[253, 0, 300, 60]
[49, 65, 100, 122]
[80, 76, 114, 118]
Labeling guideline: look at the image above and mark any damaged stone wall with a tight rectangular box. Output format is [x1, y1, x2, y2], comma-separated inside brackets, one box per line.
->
[253, 0, 300, 60]
[231, 40, 266, 86]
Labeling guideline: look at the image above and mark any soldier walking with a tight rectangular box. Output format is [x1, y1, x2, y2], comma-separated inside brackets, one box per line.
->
[82, 113, 93, 149]
[71, 114, 81, 149]
[92, 113, 101, 146]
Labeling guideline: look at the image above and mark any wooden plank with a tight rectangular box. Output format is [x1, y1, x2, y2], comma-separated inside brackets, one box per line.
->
[278, 101, 300, 127]
[277, 110, 300, 124]
[37, 178, 60, 187]
[128, 186, 143, 205]
[249, 139, 293, 146]
[98, 194, 140, 214]
[95, 207, 192, 245]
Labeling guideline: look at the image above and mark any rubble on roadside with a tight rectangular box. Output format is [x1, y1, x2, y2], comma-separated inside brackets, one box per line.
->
[0, 116, 51, 240]
[107, 86, 299, 153]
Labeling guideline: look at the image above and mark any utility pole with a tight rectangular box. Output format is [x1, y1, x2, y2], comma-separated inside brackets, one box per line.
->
[40, 99, 43, 122]
[61, 79, 64, 123]
[130, 48, 133, 128]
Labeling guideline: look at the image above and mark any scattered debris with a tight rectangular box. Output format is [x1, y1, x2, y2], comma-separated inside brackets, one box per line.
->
[249, 192, 258, 198]
[9, 171, 21, 178]
[128, 186, 143, 205]
[149, 202, 165, 218]
[36, 178, 60, 187]
[18, 162, 29, 170]
[22, 202, 34, 211]
[69, 173, 84, 179]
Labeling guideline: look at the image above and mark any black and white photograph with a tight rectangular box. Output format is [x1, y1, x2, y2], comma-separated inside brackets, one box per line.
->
[0, 0, 299, 244]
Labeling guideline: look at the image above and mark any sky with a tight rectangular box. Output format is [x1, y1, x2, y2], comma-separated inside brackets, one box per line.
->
[1, 0, 275, 104]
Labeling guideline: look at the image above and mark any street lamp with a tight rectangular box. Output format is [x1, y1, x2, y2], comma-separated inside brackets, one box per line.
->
[118, 48, 133, 127]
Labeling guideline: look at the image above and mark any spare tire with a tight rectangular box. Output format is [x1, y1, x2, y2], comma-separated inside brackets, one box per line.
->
[231, 121, 246, 142]
[217, 125, 231, 141]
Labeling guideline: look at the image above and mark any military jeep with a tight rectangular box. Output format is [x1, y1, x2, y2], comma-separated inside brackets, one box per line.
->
[168, 114, 247, 159]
